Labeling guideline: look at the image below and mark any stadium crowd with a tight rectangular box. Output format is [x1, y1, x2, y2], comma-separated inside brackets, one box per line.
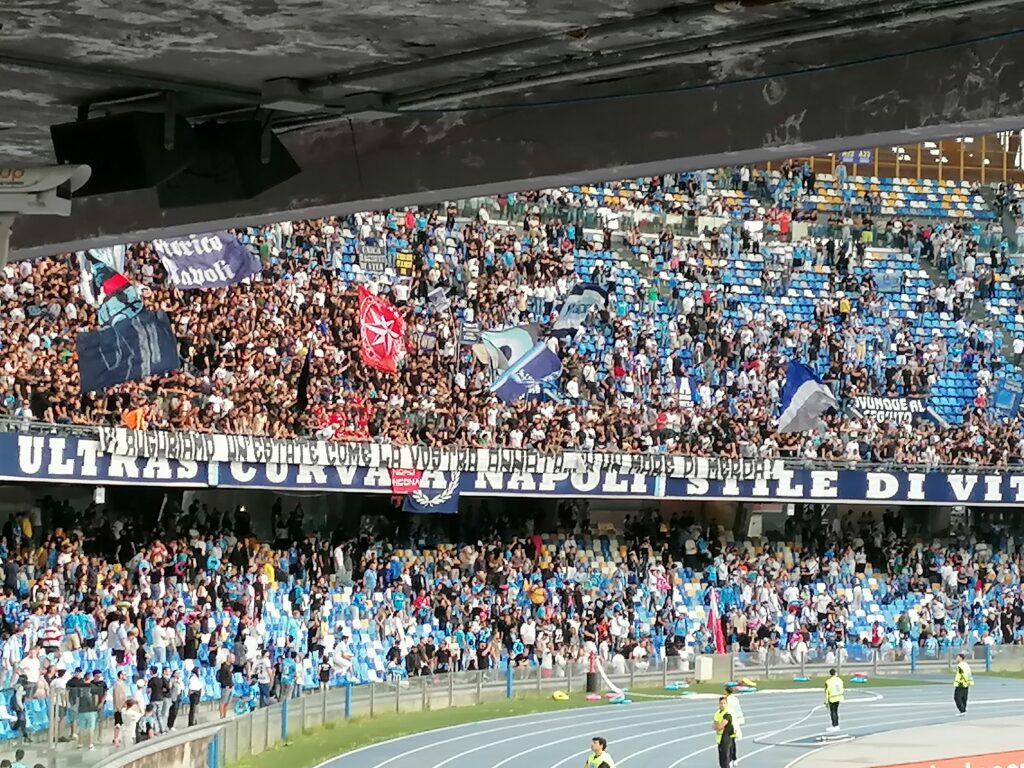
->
[1, 167, 1023, 467]
[0, 492, 1018, 749]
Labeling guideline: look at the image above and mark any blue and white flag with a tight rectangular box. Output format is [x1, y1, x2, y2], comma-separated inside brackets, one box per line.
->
[491, 342, 562, 404]
[76, 310, 181, 393]
[777, 361, 838, 433]
[551, 283, 607, 337]
[478, 324, 539, 371]
[427, 286, 451, 313]
[152, 232, 261, 291]
[78, 246, 143, 328]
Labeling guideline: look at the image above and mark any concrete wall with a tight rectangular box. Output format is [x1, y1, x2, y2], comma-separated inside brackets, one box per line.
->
[131, 734, 214, 768]
[99, 726, 218, 768]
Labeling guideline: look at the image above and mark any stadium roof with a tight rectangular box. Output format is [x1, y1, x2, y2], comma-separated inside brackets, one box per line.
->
[3, 0, 1024, 258]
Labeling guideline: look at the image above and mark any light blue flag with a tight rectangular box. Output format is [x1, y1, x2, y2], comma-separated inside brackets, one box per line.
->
[479, 324, 539, 371]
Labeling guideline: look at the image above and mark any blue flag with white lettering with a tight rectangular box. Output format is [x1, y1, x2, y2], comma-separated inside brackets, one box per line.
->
[76, 310, 181, 393]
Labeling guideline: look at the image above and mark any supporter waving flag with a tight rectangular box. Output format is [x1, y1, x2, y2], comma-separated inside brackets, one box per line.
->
[75, 245, 180, 392]
[551, 283, 608, 338]
[777, 360, 838, 433]
[358, 286, 406, 373]
[78, 246, 143, 327]
[490, 342, 562, 403]
[708, 587, 726, 654]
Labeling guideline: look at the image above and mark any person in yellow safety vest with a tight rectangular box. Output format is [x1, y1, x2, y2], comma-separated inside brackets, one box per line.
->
[723, 684, 745, 767]
[954, 653, 974, 716]
[585, 736, 616, 768]
[713, 697, 736, 768]
[824, 668, 845, 732]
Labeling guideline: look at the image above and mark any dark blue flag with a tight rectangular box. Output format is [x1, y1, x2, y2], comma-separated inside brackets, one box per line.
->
[402, 474, 461, 514]
[77, 310, 181, 393]
[490, 342, 562, 404]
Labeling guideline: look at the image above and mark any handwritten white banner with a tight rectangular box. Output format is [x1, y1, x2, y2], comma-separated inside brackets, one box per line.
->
[97, 428, 782, 481]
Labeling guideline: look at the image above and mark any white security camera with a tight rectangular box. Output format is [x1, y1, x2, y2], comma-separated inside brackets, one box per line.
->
[0, 164, 91, 269]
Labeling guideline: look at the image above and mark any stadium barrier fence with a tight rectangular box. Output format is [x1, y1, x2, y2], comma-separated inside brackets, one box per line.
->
[22, 643, 1007, 768]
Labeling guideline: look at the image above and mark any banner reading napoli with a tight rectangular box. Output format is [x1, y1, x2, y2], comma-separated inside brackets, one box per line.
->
[491, 342, 562, 403]
[76, 310, 181, 392]
[552, 283, 608, 337]
[152, 232, 260, 290]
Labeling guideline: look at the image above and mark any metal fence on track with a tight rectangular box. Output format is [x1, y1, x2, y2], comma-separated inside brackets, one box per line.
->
[77, 643, 1018, 768]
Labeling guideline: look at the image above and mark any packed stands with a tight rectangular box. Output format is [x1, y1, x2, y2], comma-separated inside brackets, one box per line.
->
[3, 164, 1024, 755]
[3, 166, 1024, 466]
[779, 171, 995, 221]
[0, 493, 1017, 747]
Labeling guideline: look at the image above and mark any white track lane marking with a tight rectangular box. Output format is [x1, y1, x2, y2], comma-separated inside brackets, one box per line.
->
[331, 701, 684, 768]
[613, 701, 823, 766]
[614, 691, 883, 767]
[352, 704, 679, 768]
[481, 710, 723, 768]
[662, 710, 921, 768]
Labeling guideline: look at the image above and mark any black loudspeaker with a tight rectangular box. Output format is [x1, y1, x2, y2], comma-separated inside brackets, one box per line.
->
[156, 120, 300, 208]
[50, 112, 195, 197]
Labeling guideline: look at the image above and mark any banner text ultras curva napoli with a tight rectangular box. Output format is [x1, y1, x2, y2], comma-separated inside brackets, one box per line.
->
[96, 427, 779, 481]
[9, 434, 1024, 505]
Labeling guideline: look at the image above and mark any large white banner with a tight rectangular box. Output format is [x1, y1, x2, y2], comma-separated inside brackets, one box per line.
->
[97, 428, 782, 481]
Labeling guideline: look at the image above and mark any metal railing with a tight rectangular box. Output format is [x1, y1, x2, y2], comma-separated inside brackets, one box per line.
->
[69, 644, 1016, 768]
[457, 198, 1018, 252]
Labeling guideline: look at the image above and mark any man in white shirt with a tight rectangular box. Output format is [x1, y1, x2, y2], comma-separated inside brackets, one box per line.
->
[17, 648, 41, 696]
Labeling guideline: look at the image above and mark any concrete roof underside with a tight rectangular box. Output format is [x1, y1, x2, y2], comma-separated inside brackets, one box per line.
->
[2, 0, 1024, 258]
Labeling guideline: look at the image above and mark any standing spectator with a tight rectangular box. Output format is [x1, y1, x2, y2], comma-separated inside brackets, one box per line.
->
[72, 673, 101, 751]
[187, 668, 203, 727]
[279, 651, 297, 702]
[167, 670, 183, 731]
[112, 670, 129, 747]
[121, 698, 144, 746]
[217, 656, 234, 719]
[254, 651, 273, 708]
[10, 675, 28, 745]
[146, 667, 170, 734]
